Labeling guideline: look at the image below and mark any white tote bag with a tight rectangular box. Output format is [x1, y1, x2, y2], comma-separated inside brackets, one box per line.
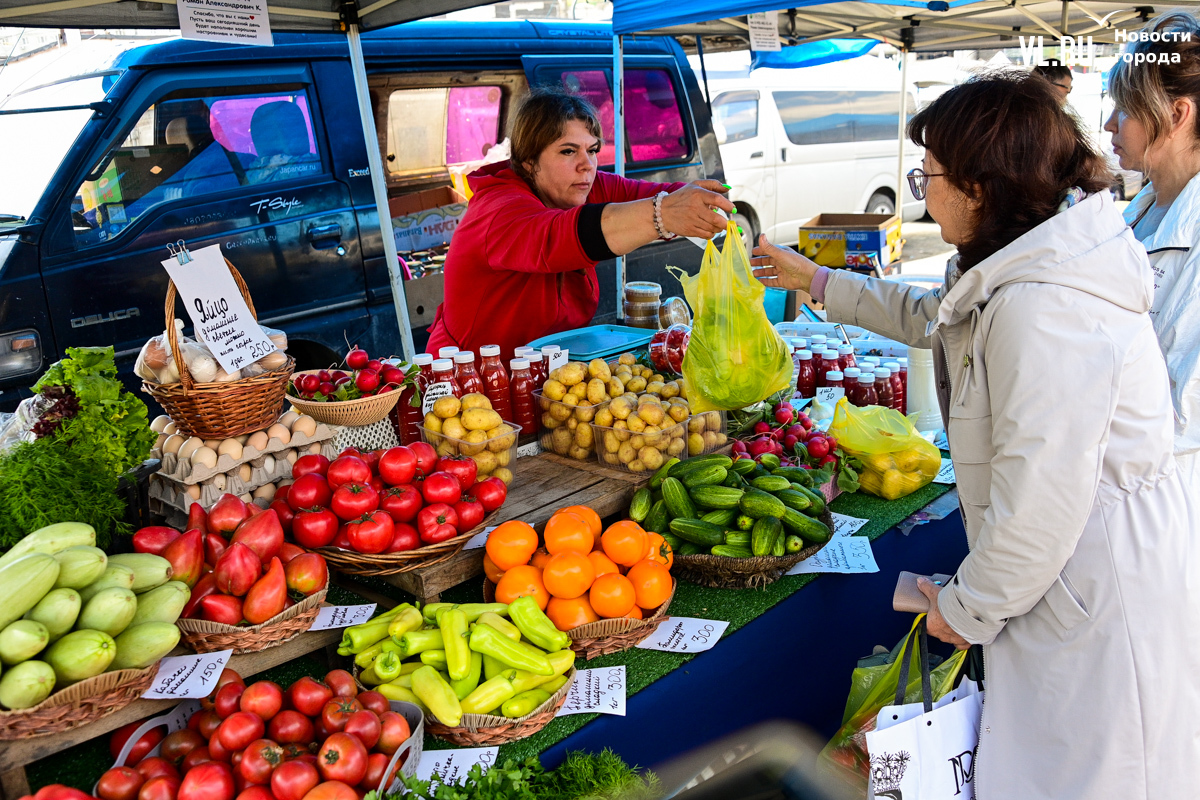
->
[865, 620, 983, 800]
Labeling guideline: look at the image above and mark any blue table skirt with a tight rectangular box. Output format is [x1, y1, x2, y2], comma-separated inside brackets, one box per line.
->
[540, 511, 970, 770]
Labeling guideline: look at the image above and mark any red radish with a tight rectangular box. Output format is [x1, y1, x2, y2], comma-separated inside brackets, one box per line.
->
[355, 370, 380, 393]
[753, 421, 771, 435]
[345, 349, 369, 370]
[774, 406, 794, 425]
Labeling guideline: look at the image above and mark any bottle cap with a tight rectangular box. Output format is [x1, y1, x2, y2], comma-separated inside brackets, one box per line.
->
[898, 358, 909, 366]
[481, 345, 501, 357]
[453, 351, 475, 364]
[862, 356, 881, 365]
[438, 347, 460, 358]
[884, 361, 901, 370]
[796, 350, 813, 360]
[858, 374, 876, 385]
[876, 367, 892, 379]
[811, 334, 827, 344]
[791, 337, 808, 350]
[432, 358, 453, 372]
[844, 368, 861, 380]
[541, 345, 561, 354]
[838, 343, 854, 355]
[413, 354, 434, 366]
[826, 371, 843, 381]
[510, 358, 530, 370]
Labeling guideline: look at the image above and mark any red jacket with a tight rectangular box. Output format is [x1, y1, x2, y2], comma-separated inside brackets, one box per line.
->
[426, 161, 684, 361]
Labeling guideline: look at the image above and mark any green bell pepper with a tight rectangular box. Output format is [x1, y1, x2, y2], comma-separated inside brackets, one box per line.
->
[373, 650, 403, 682]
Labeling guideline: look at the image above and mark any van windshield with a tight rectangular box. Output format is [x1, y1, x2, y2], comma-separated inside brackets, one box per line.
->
[0, 72, 118, 223]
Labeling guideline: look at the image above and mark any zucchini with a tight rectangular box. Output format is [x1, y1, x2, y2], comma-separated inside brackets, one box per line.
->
[772, 466, 814, 487]
[629, 488, 652, 523]
[730, 458, 757, 476]
[682, 465, 728, 489]
[701, 508, 738, 527]
[661, 477, 698, 520]
[738, 488, 788, 520]
[668, 454, 733, 479]
[750, 475, 792, 493]
[782, 508, 831, 544]
[669, 518, 725, 548]
[678, 542, 704, 556]
[690, 485, 745, 510]
[723, 530, 751, 548]
[644, 500, 669, 534]
[711, 545, 753, 558]
[751, 516, 784, 557]
[776, 489, 812, 513]
[736, 514, 755, 531]
[794, 484, 827, 515]
[649, 458, 679, 491]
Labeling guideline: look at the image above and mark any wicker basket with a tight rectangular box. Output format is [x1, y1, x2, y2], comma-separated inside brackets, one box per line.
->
[672, 509, 835, 589]
[425, 668, 575, 746]
[177, 590, 326, 654]
[142, 257, 294, 439]
[286, 370, 402, 427]
[0, 664, 158, 740]
[316, 513, 496, 577]
[484, 578, 675, 660]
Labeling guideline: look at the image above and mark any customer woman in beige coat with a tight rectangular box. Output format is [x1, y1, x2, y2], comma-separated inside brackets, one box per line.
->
[753, 72, 1200, 799]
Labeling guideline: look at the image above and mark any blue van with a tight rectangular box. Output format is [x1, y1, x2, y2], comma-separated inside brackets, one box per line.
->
[0, 21, 723, 409]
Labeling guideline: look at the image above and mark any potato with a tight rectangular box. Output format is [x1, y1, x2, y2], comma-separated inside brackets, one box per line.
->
[551, 426, 573, 455]
[569, 381, 588, 400]
[639, 446, 664, 471]
[606, 377, 625, 398]
[588, 359, 612, 382]
[494, 467, 514, 486]
[437, 440, 457, 458]
[542, 380, 567, 401]
[586, 378, 608, 405]
[704, 431, 726, 450]
[667, 437, 686, 457]
[643, 424, 662, 447]
[548, 367, 563, 383]
[609, 395, 635, 420]
[688, 416, 706, 434]
[613, 420, 631, 442]
[496, 447, 512, 467]
[660, 381, 680, 399]
[567, 417, 578, 431]
[561, 394, 579, 409]
[595, 407, 614, 428]
[617, 441, 637, 464]
[560, 362, 587, 386]
[473, 449, 499, 474]
[568, 445, 592, 461]
[705, 411, 723, 432]
[433, 395, 462, 419]
[461, 393, 492, 411]
[443, 416, 467, 440]
[574, 404, 597, 423]
[574, 423, 594, 450]
[549, 401, 573, 423]
[424, 412, 443, 433]
[628, 459, 646, 473]
[645, 381, 665, 397]
[688, 432, 705, 456]
[626, 376, 647, 393]
[626, 414, 646, 433]
[618, 352, 637, 366]
[650, 373, 666, 384]
[615, 368, 634, 383]
[461, 428, 488, 456]
[463, 407, 502, 431]
[638, 402, 665, 427]
[669, 404, 690, 424]
[630, 434, 646, 451]
[542, 412, 561, 430]
[604, 430, 621, 454]
[488, 423, 517, 451]
[602, 451, 620, 465]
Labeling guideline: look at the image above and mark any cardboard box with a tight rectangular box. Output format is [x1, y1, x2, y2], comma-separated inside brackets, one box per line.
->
[798, 213, 902, 270]
[391, 187, 468, 253]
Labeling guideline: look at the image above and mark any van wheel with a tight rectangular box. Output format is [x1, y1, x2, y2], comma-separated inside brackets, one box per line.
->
[866, 192, 896, 215]
[733, 212, 757, 253]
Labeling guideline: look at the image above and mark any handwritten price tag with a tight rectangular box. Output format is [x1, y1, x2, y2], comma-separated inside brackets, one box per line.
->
[830, 512, 869, 538]
[421, 382, 454, 415]
[548, 350, 569, 371]
[635, 617, 729, 654]
[464, 526, 496, 551]
[787, 523, 878, 575]
[143, 650, 233, 699]
[161, 244, 277, 374]
[933, 458, 956, 485]
[557, 666, 626, 717]
[415, 746, 499, 786]
[309, 604, 377, 631]
[815, 386, 845, 405]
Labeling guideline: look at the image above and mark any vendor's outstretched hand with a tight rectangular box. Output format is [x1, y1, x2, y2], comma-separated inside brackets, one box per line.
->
[918, 577, 970, 650]
[660, 180, 733, 239]
[751, 234, 820, 292]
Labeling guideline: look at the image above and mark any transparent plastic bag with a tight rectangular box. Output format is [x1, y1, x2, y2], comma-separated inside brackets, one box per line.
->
[828, 398, 942, 500]
[0, 396, 47, 456]
[668, 220, 792, 412]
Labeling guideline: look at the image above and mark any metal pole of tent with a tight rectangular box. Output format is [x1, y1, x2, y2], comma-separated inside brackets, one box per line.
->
[347, 22, 417, 360]
[695, 36, 713, 121]
[613, 33, 625, 321]
[895, 46, 907, 269]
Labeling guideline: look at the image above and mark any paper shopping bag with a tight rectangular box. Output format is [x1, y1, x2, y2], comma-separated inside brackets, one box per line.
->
[866, 686, 983, 799]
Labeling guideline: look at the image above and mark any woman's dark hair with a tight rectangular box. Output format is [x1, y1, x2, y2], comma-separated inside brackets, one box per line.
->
[1033, 61, 1072, 84]
[908, 70, 1111, 270]
[509, 87, 604, 185]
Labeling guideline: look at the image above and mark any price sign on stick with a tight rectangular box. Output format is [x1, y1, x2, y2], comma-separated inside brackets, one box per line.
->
[557, 666, 626, 717]
[143, 650, 233, 699]
[161, 244, 277, 374]
[636, 618, 729, 654]
[309, 604, 377, 631]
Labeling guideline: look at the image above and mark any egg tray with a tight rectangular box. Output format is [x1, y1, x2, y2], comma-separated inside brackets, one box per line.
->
[151, 422, 336, 485]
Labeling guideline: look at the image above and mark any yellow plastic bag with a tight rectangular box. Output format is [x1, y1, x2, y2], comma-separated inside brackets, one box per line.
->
[828, 398, 941, 500]
[667, 220, 792, 412]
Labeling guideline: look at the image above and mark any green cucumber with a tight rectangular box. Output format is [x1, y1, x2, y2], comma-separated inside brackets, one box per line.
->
[669, 519, 725, 548]
[649, 458, 680, 490]
[758, 454, 782, 470]
[644, 500, 669, 534]
[794, 484, 827, 514]
[785, 535, 805, 554]
[629, 488, 652, 522]
[738, 488, 788, 520]
[690, 486, 745, 510]
[701, 508, 738, 527]
[772, 466, 814, 487]
[661, 533, 683, 551]
[736, 514, 755, 531]
[668, 454, 733, 479]
[661, 478, 698, 520]
[711, 545, 753, 558]
[724, 531, 751, 548]
[682, 465, 728, 489]
[750, 475, 792, 493]
[678, 542, 704, 556]
[751, 516, 784, 557]
[730, 458, 757, 476]
[771, 534, 786, 557]
[776, 489, 812, 513]
[782, 508, 831, 544]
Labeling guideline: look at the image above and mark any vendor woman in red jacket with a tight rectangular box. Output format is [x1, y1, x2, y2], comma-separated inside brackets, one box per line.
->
[426, 87, 733, 360]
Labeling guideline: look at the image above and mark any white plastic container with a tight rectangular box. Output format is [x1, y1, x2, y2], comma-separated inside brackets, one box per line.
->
[906, 347, 943, 433]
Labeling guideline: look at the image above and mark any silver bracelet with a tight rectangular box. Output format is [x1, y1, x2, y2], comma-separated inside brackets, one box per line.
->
[653, 191, 677, 240]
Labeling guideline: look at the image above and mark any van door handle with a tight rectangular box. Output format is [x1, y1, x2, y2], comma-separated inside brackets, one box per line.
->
[750, 151, 764, 159]
[307, 223, 342, 248]
[781, 148, 788, 162]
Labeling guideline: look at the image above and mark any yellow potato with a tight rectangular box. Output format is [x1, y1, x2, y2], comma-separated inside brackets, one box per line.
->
[704, 411, 723, 432]
[668, 404, 690, 424]
[609, 396, 634, 420]
[567, 417, 578, 431]
[432, 395, 462, 420]
[460, 393, 492, 411]
[463, 407, 503, 431]
[437, 440, 457, 458]
[703, 431, 725, 450]
[604, 430, 622, 454]
[651, 373, 666, 383]
[613, 420, 631, 442]
[639, 447, 664, 471]
[660, 381, 680, 399]
[587, 359, 610, 380]
[640, 366, 654, 378]
[615, 367, 634, 382]
[442, 416, 468, 440]
[493, 467, 514, 486]
[574, 422, 594, 450]
[626, 414, 646, 433]
[548, 368, 563, 383]
[687, 416, 706, 434]
[542, 380, 567, 401]
[602, 451, 620, 465]
[638, 403, 665, 427]
[473, 449, 499, 474]
[549, 402, 573, 423]
[586, 378, 608, 405]
[595, 407, 614, 428]
[643, 424, 662, 447]
[646, 381, 666, 397]
[625, 376, 647, 393]
[487, 423, 517, 451]
[423, 412, 443, 433]
[551, 427, 573, 455]
[542, 412, 561, 430]
[677, 378, 689, 400]
[667, 437, 686, 457]
[561, 394, 579, 409]
[607, 376, 625, 397]
[569, 382, 589, 400]
[617, 441, 637, 464]
[627, 459, 646, 473]
[569, 445, 592, 461]
[688, 432, 705, 456]
[630, 434, 646, 451]
[461, 428, 489, 456]
[618, 352, 637, 366]
[560, 362, 588, 386]
[574, 404, 597, 423]
[496, 448, 512, 467]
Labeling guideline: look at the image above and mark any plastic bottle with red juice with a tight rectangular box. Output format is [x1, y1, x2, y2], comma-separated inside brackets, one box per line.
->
[795, 350, 816, 398]
[428, 358, 463, 409]
[438, 346, 460, 361]
[479, 345, 513, 422]
[837, 343, 857, 373]
[453, 351, 485, 396]
[885, 360, 906, 412]
[824, 370, 844, 390]
[844, 368, 863, 406]
[874, 367, 895, 410]
[818, 351, 840, 388]
[392, 357, 430, 445]
[509, 358, 539, 435]
[854, 374, 878, 407]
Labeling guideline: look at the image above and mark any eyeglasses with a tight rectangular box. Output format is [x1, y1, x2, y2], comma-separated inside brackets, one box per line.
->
[907, 168, 948, 201]
[1051, 82, 1071, 94]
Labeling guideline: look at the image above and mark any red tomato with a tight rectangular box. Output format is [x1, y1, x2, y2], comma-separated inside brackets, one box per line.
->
[177, 763, 234, 800]
[360, 449, 380, 473]
[316, 734, 367, 786]
[467, 477, 507, 513]
[416, 503, 458, 544]
[383, 523, 419, 553]
[291, 508, 339, 549]
[326, 456, 371, 490]
[206, 733, 232, 763]
[287, 474, 332, 512]
[181, 747, 213, 772]
[278, 542, 306, 565]
[284, 553, 329, 597]
[376, 447, 417, 486]
[271, 761, 320, 800]
[214, 682, 244, 719]
[319, 698, 362, 732]
[324, 670, 357, 698]
[270, 500, 296, 535]
[110, 722, 165, 763]
[420, 472, 461, 505]
[452, 499, 485, 533]
[342, 710, 380, 751]
[268, 710, 315, 745]
[239, 739, 284, 785]
[138, 777, 179, 800]
[98, 768, 144, 800]
[375, 712, 412, 756]
[378, 485, 422, 523]
[330, 483, 379, 522]
[160, 730, 205, 766]
[287, 677, 333, 717]
[355, 691, 388, 716]
[292, 455, 330, 480]
[33, 787, 94, 800]
[235, 788, 273, 800]
[240, 681, 283, 721]
[344, 511, 394, 554]
[312, 717, 333, 743]
[408, 441, 438, 477]
[217, 712, 266, 752]
[300, 782, 358, 800]
[195, 710, 222, 740]
[434, 455, 477, 492]
[359, 753, 391, 792]
[332, 525, 352, 550]
[136, 758, 179, 784]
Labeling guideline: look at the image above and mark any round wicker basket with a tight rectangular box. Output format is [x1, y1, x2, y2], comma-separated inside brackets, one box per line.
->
[316, 512, 496, 577]
[286, 370, 402, 427]
[141, 257, 294, 439]
[671, 509, 834, 589]
[424, 667, 575, 746]
[177, 590, 326, 654]
[0, 664, 159, 740]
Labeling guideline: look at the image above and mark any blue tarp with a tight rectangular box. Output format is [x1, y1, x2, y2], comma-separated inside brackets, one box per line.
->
[613, 0, 984, 35]
[750, 38, 876, 69]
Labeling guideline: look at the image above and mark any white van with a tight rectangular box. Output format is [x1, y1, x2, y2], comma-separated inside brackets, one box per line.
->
[690, 52, 926, 248]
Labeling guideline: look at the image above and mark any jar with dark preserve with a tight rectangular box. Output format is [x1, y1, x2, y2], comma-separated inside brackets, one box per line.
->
[819, 351, 841, 388]
[855, 374, 878, 407]
[825, 370, 844, 390]
[843, 368, 863, 406]
[509, 358, 538, 435]
[479, 345, 513, 421]
[453, 351, 485, 396]
[874, 367, 895, 410]
[795, 350, 816, 398]
[438, 346, 460, 360]
[837, 343, 857, 373]
[430, 358, 463, 400]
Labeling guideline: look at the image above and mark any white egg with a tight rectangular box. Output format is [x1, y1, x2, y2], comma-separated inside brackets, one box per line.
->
[247, 431, 270, 452]
[178, 437, 204, 460]
[212, 473, 227, 491]
[217, 439, 244, 461]
[150, 415, 172, 433]
[164, 421, 178, 435]
[266, 423, 291, 444]
[162, 434, 185, 455]
[192, 447, 218, 469]
[262, 455, 276, 474]
[290, 415, 318, 438]
[154, 433, 168, 450]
